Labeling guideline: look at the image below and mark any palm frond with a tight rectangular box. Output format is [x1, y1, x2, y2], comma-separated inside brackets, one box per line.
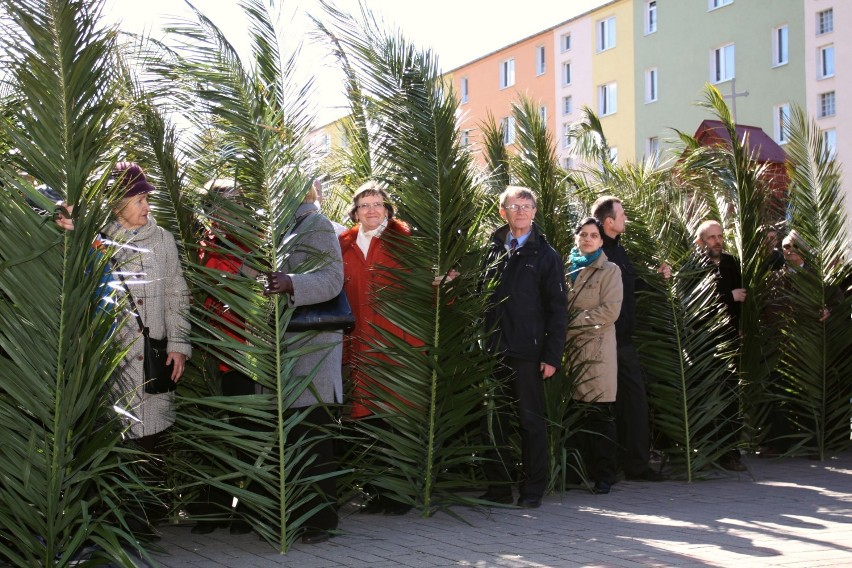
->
[317, 2, 497, 515]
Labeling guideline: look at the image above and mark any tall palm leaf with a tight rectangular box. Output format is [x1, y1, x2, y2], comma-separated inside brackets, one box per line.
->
[0, 0, 155, 564]
[152, 0, 329, 551]
[777, 106, 852, 458]
[479, 111, 511, 194]
[316, 2, 496, 515]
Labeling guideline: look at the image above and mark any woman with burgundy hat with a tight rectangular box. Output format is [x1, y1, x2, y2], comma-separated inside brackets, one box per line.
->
[56, 162, 191, 536]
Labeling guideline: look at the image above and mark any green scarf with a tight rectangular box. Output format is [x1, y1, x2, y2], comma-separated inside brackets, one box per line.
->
[568, 247, 602, 282]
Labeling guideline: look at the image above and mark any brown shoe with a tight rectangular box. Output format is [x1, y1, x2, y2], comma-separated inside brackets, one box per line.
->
[720, 456, 747, 472]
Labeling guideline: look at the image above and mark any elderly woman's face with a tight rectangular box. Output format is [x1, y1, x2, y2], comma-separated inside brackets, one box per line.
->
[115, 193, 150, 230]
[355, 192, 387, 232]
[576, 222, 603, 255]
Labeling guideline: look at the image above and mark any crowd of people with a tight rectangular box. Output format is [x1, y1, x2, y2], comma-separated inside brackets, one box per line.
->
[54, 163, 836, 545]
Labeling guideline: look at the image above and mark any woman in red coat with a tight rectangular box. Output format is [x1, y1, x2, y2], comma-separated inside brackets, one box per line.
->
[338, 181, 420, 515]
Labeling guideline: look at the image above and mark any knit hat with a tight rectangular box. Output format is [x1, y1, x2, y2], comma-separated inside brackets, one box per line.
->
[112, 162, 155, 198]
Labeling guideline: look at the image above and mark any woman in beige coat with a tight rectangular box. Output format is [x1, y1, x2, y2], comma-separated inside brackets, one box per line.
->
[566, 217, 622, 494]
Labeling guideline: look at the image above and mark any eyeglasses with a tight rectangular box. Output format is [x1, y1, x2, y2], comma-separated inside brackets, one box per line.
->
[504, 204, 536, 212]
[782, 244, 794, 251]
[357, 202, 385, 211]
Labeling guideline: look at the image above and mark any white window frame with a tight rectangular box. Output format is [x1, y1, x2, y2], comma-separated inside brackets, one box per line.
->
[501, 116, 515, 145]
[647, 136, 660, 160]
[823, 129, 836, 158]
[818, 45, 834, 79]
[562, 95, 573, 116]
[562, 62, 572, 86]
[562, 123, 572, 149]
[563, 157, 575, 170]
[461, 129, 471, 147]
[609, 147, 619, 165]
[819, 91, 836, 118]
[320, 133, 331, 155]
[598, 82, 617, 117]
[460, 77, 469, 104]
[774, 104, 791, 144]
[772, 25, 788, 67]
[561, 33, 572, 52]
[818, 9, 833, 35]
[499, 58, 515, 89]
[711, 43, 735, 83]
[536, 46, 546, 75]
[597, 17, 616, 52]
[645, 68, 658, 103]
[645, 1, 657, 35]
[539, 105, 547, 123]
[709, 0, 733, 10]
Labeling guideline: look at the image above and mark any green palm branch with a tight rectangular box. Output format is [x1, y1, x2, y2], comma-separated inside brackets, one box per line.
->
[775, 106, 852, 458]
[0, 0, 158, 564]
[151, 0, 334, 552]
[479, 111, 511, 194]
[316, 3, 496, 515]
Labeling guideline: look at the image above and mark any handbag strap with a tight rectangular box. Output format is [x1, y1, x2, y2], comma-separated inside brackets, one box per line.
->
[102, 235, 147, 335]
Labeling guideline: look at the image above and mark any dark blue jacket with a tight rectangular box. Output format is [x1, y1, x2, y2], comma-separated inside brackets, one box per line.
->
[482, 223, 567, 368]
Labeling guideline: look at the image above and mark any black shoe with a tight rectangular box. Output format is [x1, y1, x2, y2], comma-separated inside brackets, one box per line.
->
[229, 519, 252, 535]
[477, 491, 514, 505]
[625, 467, 666, 482]
[301, 529, 331, 544]
[359, 496, 387, 514]
[720, 456, 747, 472]
[191, 520, 229, 535]
[516, 494, 541, 509]
[594, 480, 612, 494]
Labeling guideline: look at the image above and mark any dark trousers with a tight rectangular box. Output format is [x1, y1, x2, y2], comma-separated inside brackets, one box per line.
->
[483, 356, 548, 497]
[572, 402, 617, 484]
[615, 340, 651, 475]
[132, 428, 171, 524]
[191, 370, 256, 521]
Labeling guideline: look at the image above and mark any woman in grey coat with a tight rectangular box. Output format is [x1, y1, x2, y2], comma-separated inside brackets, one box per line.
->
[264, 183, 344, 544]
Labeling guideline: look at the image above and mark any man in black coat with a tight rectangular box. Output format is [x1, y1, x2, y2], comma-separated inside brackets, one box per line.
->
[480, 186, 568, 509]
[695, 220, 747, 471]
[592, 196, 665, 482]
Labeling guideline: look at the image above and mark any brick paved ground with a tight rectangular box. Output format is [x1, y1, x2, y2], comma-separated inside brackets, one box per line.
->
[148, 451, 852, 567]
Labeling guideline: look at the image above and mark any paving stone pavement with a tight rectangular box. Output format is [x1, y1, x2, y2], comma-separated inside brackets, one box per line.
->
[148, 452, 852, 567]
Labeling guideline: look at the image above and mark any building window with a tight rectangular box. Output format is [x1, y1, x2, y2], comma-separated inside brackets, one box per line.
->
[645, 1, 657, 34]
[819, 91, 836, 118]
[598, 82, 617, 116]
[562, 123, 572, 149]
[320, 134, 331, 155]
[460, 77, 469, 104]
[819, 45, 834, 79]
[823, 129, 836, 158]
[818, 9, 833, 35]
[563, 157, 575, 170]
[562, 62, 572, 86]
[597, 17, 616, 52]
[774, 104, 791, 144]
[561, 33, 572, 52]
[563, 95, 573, 116]
[501, 116, 515, 145]
[461, 129, 471, 147]
[536, 46, 546, 75]
[539, 105, 547, 123]
[645, 68, 658, 103]
[709, 0, 733, 9]
[711, 43, 735, 83]
[609, 147, 619, 165]
[773, 25, 788, 66]
[500, 58, 515, 89]
[647, 136, 660, 159]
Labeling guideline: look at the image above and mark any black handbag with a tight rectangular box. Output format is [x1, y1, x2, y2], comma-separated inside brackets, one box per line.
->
[282, 211, 356, 334]
[113, 267, 176, 394]
[288, 289, 355, 333]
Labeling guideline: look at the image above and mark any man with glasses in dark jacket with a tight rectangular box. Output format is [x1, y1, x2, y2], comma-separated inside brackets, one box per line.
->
[479, 186, 568, 509]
